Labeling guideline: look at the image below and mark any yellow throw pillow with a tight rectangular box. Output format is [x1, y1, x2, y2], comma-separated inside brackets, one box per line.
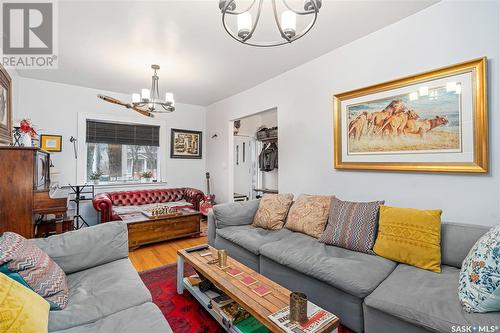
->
[253, 193, 294, 230]
[0, 273, 49, 333]
[373, 205, 442, 273]
[285, 194, 333, 238]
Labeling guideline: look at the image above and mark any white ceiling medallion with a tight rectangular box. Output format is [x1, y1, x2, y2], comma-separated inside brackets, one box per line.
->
[219, 0, 322, 47]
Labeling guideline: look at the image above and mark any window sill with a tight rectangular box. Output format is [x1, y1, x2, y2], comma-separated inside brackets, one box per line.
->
[92, 181, 169, 191]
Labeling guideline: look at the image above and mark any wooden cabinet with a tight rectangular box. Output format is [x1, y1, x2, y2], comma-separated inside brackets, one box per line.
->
[0, 147, 67, 238]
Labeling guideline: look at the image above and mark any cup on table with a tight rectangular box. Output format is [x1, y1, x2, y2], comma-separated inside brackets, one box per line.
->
[289, 291, 308, 324]
[217, 249, 227, 268]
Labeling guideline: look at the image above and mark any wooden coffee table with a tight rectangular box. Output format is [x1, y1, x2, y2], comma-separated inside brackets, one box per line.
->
[120, 209, 201, 250]
[177, 245, 339, 333]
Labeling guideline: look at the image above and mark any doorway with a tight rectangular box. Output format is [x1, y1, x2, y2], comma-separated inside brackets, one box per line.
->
[231, 108, 278, 202]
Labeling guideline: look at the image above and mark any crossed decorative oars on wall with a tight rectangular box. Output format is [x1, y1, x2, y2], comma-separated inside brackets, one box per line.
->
[97, 95, 154, 118]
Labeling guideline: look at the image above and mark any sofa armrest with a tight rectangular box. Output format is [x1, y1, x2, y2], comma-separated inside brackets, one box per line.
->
[30, 222, 129, 274]
[93, 193, 113, 223]
[208, 210, 216, 246]
[212, 199, 260, 229]
[183, 187, 204, 211]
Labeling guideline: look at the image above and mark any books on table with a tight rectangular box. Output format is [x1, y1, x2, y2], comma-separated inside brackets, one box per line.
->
[235, 316, 269, 333]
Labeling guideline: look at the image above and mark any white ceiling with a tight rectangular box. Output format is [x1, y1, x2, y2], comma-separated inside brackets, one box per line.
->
[17, 0, 438, 106]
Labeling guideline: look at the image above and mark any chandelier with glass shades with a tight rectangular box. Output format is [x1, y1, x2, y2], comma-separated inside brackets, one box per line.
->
[131, 64, 175, 113]
[97, 65, 175, 118]
[219, 0, 322, 47]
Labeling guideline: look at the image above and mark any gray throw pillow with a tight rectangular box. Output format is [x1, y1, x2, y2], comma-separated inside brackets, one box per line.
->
[319, 197, 384, 254]
[213, 199, 260, 229]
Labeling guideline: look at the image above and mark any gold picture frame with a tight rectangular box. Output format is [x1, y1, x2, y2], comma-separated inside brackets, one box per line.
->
[0, 64, 12, 146]
[40, 134, 62, 152]
[333, 57, 488, 173]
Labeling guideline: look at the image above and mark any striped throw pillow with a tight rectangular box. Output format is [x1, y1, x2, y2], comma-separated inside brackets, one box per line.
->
[319, 198, 384, 254]
[0, 232, 68, 310]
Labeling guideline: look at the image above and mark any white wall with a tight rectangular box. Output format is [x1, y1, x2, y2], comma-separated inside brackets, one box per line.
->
[13, 76, 206, 224]
[207, 1, 500, 226]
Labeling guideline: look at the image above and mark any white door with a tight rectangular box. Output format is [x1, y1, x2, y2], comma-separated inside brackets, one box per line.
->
[233, 136, 255, 200]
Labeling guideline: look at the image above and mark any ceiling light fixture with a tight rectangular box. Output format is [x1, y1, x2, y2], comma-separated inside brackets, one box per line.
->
[97, 64, 174, 118]
[132, 64, 175, 113]
[219, 0, 321, 47]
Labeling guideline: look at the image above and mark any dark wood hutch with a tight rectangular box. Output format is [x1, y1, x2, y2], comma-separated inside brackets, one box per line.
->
[0, 147, 68, 238]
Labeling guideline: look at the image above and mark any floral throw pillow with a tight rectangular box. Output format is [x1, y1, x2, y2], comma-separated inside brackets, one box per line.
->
[253, 194, 294, 230]
[458, 225, 500, 313]
[0, 232, 69, 310]
[285, 194, 333, 238]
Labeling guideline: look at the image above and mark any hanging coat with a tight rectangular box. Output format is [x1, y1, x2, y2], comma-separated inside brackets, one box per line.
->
[259, 143, 278, 172]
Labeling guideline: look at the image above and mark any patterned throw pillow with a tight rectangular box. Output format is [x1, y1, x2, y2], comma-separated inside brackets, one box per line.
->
[0, 272, 49, 333]
[285, 194, 333, 238]
[319, 198, 384, 254]
[253, 194, 294, 230]
[0, 232, 69, 310]
[458, 225, 500, 313]
[373, 205, 442, 273]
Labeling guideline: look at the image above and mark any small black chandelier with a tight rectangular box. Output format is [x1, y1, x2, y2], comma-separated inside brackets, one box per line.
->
[219, 0, 322, 47]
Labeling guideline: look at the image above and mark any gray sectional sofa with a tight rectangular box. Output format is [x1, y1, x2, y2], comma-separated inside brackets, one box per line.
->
[30, 222, 172, 333]
[208, 200, 500, 333]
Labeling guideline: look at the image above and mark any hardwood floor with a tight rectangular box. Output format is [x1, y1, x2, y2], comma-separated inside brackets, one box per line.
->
[129, 235, 208, 272]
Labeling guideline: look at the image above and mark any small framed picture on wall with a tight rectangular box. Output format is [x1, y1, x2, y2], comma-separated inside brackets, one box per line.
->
[40, 134, 63, 152]
[170, 128, 202, 159]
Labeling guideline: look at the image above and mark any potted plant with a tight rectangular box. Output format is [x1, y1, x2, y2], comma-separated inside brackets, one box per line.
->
[141, 171, 153, 182]
[89, 171, 103, 184]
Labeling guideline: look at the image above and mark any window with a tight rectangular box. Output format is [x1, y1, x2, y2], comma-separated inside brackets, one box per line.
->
[86, 120, 160, 183]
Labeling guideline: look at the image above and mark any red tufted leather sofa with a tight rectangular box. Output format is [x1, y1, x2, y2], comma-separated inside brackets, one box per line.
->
[92, 188, 204, 223]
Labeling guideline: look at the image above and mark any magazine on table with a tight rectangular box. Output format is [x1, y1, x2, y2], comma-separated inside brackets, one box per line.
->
[268, 302, 337, 333]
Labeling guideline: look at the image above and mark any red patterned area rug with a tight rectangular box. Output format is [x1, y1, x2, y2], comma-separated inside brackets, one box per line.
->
[139, 264, 355, 333]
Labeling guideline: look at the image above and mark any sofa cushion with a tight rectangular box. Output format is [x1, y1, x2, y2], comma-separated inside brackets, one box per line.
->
[259, 232, 397, 298]
[253, 193, 294, 230]
[0, 232, 69, 310]
[30, 222, 129, 275]
[373, 205, 442, 273]
[108, 189, 185, 206]
[459, 225, 500, 313]
[285, 194, 333, 238]
[213, 200, 260, 229]
[0, 272, 50, 333]
[48, 258, 151, 331]
[364, 264, 500, 332]
[112, 201, 193, 216]
[51, 303, 172, 333]
[319, 197, 384, 254]
[441, 222, 490, 268]
[216, 225, 292, 255]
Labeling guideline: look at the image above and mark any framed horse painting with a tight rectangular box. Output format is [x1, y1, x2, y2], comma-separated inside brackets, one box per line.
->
[333, 57, 488, 173]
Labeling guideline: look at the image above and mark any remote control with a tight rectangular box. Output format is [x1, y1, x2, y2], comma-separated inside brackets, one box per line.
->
[185, 245, 210, 253]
